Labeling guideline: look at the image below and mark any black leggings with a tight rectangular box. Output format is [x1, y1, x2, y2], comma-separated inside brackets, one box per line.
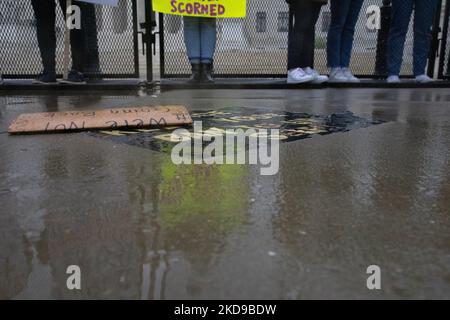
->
[31, 0, 94, 73]
[287, 2, 323, 70]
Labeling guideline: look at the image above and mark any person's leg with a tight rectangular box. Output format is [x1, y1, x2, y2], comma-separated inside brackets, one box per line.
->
[340, 0, 364, 68]
[387, 0, 414, 77]
[83, 4, 101, 75]
[412, 0, 439, 77]
[183, 16, 202, 82]
[199, 18, 217, 64]
[304, 3, 329, 83]
[287, 5, 300, 71]
[183, 16, 201, 64]
[31, 0, 57, 75]
[288, 2, 319, 69]
[302, 3, 323, 69]
[327, 0, 351, 68]
[287, 2, 327, 84]
[59, 0, 88, 73]
[198, 18, 216, 82]
[288, 2, 312, 70]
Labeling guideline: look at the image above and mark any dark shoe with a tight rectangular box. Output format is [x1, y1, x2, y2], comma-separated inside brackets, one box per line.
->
[188, 64, 201, 83]
[200, 63, 214, 83]
[33, 71, 57, 85]
[59, 70, 86, 85]
[0, 74, 3, 85]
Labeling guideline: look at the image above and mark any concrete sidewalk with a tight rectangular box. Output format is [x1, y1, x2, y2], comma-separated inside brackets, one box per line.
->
[1, 88, 450, 299]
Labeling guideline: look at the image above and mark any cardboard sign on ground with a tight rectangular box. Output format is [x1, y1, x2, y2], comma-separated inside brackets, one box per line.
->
[8, 105, 192, 134]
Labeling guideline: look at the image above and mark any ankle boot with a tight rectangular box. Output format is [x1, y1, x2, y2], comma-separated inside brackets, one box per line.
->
[188, 63, 201, 83]
[200, 63, 214, 83]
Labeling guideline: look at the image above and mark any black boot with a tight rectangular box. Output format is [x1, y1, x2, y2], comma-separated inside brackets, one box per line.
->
[188, 63, 201, 83]
[200, 63, 214, 83]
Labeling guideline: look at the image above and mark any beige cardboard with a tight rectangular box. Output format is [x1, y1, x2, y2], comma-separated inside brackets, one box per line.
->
[8, 105, 192, 133]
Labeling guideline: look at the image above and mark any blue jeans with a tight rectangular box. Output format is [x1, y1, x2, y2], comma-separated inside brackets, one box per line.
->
[387, 0, 438, 76]
[183, 17, 217, 64]
[327, 0, 364, 68]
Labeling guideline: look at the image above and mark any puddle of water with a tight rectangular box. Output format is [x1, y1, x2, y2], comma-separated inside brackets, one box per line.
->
[87, 108, 386, 154]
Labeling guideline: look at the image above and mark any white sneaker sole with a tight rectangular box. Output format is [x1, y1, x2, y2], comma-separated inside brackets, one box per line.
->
[287, 77, 314, 84]
[312, 78, 329, 84]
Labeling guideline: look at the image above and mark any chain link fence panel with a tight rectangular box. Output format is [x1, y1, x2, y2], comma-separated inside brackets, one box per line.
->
[160, 0, 430, 78]
[0, 0, 138, 78]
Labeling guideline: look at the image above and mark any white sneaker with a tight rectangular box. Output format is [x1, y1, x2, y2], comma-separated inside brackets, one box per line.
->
[341, 67, 360, 83]
[415, 74, 434, 83]
[287, 68, 314, 84]
[387, 75, 401, 83]
[304, 67, 329, 84]
[329, 67, 348, 83]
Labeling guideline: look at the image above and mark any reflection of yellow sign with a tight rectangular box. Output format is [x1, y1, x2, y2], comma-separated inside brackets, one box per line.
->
[153, 0, 247, 18]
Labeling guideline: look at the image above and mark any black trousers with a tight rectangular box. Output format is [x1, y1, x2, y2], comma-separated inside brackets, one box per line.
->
[287, 2, 323, 70]
[31, 0, 95, 74]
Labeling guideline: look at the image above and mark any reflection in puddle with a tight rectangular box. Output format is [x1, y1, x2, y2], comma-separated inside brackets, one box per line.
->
[88, 109, 386, 154]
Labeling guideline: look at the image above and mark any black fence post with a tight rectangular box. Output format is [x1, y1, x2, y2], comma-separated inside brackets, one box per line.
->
[144, 0, 154, 82]
[132, 0, 140, 79]
[438, 0, 450, 79]
[375, 0, 392, 78]
[159, 13, 166, 79]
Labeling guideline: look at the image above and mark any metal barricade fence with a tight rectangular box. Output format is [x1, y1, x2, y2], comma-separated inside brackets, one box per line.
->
[159, 0, 445, 79]
[1, 0, 448, 82]
[0, 0, 139, 79]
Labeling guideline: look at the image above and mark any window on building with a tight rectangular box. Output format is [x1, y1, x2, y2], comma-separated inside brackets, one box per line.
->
[256, 12, 267, 33]
[277, 12, 289, 33]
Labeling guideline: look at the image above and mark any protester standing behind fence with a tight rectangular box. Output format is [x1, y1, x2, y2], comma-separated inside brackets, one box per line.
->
[386, 0, 439, 83]
[183, 17, 217, 83]
[286, 0, 329, 84]
[327, 0, 364, 83]
[31, 0, 95, 84]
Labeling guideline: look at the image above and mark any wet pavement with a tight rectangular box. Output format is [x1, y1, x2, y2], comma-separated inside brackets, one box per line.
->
[1, 88, 450, 299]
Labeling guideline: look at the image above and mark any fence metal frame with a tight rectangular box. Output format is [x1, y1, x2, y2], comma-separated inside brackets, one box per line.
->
[159, 13, 167, 79]
[428, 0, 443, 78]
[438, 0, 450, 79]
[3, 0, 449, 82]
[3, 0, 140, 80]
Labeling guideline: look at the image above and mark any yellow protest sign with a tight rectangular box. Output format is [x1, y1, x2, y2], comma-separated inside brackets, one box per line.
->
[153, 0, 247, 18]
